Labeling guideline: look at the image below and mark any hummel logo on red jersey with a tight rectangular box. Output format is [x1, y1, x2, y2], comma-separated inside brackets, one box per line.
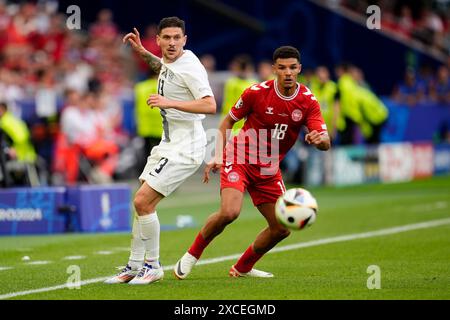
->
[266, 107, 274, 115]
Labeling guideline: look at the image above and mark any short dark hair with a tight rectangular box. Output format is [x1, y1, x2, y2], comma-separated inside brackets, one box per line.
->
[0, 102, 7, 110]
[157, 16, 185, 35]
[273, 46, 301, 63]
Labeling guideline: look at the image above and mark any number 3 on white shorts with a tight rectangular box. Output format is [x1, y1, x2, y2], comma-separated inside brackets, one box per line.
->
[150, 157, 169, 176]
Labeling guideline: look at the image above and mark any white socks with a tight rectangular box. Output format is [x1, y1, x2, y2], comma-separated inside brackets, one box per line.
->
[137, 212, 160, 268]
[128, 218, 145, 270]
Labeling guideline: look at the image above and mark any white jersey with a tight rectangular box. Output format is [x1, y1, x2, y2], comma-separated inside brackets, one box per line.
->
[155, 50, 213, 154]
[158, 50, 213, 121]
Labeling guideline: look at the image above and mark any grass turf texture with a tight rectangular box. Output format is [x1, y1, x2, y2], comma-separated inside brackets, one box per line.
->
[0, 176, 449, 300]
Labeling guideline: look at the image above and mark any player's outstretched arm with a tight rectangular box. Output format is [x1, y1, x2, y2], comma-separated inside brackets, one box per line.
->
[305, 130, 331, 151]
[123, 28, 161, 74]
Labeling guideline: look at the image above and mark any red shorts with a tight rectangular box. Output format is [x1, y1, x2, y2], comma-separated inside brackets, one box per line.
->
[220, 162, 286, 206]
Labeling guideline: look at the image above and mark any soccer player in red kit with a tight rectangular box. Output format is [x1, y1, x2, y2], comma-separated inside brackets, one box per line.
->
[174, 46, 331, 278]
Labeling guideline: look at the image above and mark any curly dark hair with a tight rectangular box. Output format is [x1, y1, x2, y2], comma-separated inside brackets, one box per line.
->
[157, 16, 185, 35]
[273, 46, 301, 63]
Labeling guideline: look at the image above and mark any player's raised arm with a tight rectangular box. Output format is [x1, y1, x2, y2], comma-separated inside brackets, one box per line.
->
[123, 28, 162, 74]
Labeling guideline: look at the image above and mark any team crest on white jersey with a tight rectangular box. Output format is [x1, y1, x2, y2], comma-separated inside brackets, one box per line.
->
[266, 107, 274, 115]
[291, 109, 302, 122]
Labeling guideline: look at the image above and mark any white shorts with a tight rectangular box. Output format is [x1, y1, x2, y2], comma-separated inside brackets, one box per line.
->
[139, 118, 207, 196]
[139, 145, 205, 197]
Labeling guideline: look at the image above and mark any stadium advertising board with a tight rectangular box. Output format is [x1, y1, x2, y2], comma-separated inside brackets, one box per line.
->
[66, 184, 131, 232]
[363, 146, 380, 184]
[306, 142, 446, 187]
[434, 144, 450, 175]
[331, 146, 367, 186]
[412, 143, 434, 179]
[0, 187, 66, 235]
[379, 143, 414, 183]
[305, 145, 381, 187]
[305, 148, 326, 186]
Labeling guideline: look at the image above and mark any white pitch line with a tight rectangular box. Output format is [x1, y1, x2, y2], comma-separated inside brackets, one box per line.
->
[25, 261, 52, 266]
[94, 251, 113, 255]
[0, 267, 13, 272]
[62, 256, 86, 261]
[0, 217, 449, 300]
[0, 276, 110, 300]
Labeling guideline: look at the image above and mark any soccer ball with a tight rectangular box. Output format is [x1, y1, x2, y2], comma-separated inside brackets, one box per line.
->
[275, 188, 318, 230]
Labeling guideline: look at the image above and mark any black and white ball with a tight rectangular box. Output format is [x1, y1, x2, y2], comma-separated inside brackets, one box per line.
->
[275, 188, 318, 230]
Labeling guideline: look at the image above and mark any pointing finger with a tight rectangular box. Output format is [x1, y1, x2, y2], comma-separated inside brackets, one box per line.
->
[123, 33, 134, 43]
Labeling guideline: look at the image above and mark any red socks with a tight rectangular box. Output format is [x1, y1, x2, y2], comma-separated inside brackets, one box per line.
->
[189, 234, 263, 274]
[234, 244, 263, 273]
[188, 232, 211, 259]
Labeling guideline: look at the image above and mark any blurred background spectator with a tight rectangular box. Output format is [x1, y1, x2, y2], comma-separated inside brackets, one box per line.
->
[0, 101, 44, 187]
[221, 54, 258, 134]
[257, 60, 275, 82]
[392, 67, 426, 106]
[310, 66, 342, 140]
[341, 0, 450, 56]
[430, 65, 450, 104]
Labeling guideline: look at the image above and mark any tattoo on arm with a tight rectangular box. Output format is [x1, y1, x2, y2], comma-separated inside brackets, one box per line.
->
[142, 51, 162, 74]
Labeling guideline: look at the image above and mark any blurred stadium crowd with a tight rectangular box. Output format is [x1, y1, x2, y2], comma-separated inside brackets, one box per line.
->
[0, 1, 449, 187]
[340, 0, 450, 56]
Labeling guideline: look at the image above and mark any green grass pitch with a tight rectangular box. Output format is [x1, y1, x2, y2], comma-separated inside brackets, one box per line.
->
[0, 175, 449, 300]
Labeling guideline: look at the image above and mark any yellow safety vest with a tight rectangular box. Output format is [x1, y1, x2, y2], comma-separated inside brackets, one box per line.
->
[337, 74, 363, 124]
[299, 74, 319, 90]
[0, 111, 36, 162]
[134, 78, 163, 138]
[355, 86, 389, 138]
[221, 76, 258, 133]
[311, 80, 345, 132]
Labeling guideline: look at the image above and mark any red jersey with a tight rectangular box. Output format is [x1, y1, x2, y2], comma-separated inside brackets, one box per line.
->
[226, 79, 327, 168]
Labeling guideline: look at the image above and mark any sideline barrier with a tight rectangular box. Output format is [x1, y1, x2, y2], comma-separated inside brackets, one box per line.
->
[0, 187, 66, 235]
[305, 142, 450, 187]
[0, 185, 131, 235]
[66, 184, 131, 233]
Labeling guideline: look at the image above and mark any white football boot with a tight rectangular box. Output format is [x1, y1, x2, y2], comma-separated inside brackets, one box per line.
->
[229, 265, 274, 278]
[104, 265, 138, 284]
[128, 262, 164, 285]
[173, 252, 198, 280]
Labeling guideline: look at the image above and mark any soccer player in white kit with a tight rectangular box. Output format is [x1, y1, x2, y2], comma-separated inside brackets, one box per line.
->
[105, 17, 216, 285]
